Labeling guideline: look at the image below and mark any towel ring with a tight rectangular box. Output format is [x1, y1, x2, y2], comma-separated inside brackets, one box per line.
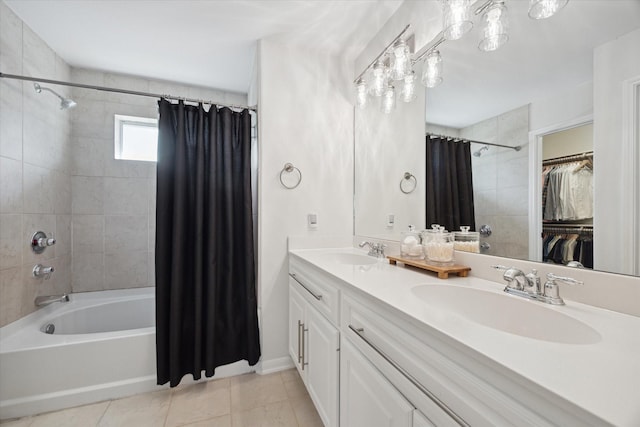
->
[400, 172, 417, 194]
[280, 163, 302, 189]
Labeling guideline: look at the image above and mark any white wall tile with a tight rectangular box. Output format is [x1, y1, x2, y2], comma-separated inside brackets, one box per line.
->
[148, 251, 155, 287]
[72, 214, 104, 255]
[22, 25, 55, 78]
[72, 252, 104, 292]
[55, 214, 72, 257]
[71, 176, 104, 214]
[22, 163, 55, 214]
[104, 215, 147, 253]
[0, 1, 22, 75]
[41, 254, 72, 296]
[0, 156, 23, 213]
[103, 177, 147, 215]
[53, 170, 71, 214]
[71, 136, 108, 177]
[0, 214, 22, 269]
[0, 80, 23, 160]
[104, 250, 147, 289]
[0, 266, 22, 327]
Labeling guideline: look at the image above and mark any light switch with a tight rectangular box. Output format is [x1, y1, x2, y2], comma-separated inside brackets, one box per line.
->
[387, 213, 395, 228]
[308, 213, 318, 229]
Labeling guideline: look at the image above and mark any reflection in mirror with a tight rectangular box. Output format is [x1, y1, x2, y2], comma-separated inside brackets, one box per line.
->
[354, 0, 640, 276]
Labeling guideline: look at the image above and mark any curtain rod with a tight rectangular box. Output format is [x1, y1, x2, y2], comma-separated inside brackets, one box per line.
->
[426, 132, 522, 151]
[0, 72, 257, 112]
[542, 151, 593, 166]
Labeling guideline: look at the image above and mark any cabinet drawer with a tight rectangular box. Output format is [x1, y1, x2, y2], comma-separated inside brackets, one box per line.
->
[289, 264, 339, 326]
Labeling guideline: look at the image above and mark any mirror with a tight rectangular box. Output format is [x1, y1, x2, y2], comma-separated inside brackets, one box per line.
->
[354, 0, 640, 276]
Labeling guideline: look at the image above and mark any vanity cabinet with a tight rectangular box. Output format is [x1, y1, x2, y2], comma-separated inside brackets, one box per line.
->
[288, 267, 339, 427]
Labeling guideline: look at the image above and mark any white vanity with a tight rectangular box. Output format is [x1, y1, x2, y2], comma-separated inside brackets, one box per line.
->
[288, 246, 640, 427]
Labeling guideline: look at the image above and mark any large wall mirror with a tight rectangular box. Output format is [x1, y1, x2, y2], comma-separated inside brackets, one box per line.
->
[354, 0, 640, 277]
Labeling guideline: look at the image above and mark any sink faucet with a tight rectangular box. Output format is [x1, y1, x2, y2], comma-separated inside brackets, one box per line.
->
[34, 294, 70, 307]
[491, 266, 582, 305]
[359, 241, 387, 258]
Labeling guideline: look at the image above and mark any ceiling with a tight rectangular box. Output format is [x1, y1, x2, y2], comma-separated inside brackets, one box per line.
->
[4, 0, 403, 94]
[424, 0, 640, 128]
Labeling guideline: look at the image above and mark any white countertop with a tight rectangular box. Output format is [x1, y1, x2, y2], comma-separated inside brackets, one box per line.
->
[289, 247, 640, 426]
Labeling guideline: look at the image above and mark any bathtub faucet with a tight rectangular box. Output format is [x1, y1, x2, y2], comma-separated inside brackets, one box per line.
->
[34, 294, 70, 307]
[33, 264, 54, 280]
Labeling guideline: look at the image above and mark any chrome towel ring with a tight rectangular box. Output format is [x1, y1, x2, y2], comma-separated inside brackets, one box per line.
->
[400, 172, 417, 194]
[280, 163, 302, 189]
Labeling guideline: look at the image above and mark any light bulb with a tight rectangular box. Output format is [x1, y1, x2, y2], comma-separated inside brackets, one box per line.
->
[421, 50, 442, 88]
[443, 0, 473, 41]
[390, 39, 411, 80]
[369, 60, 387, 97]
[355, 78, 368, 109]
[479, 1, 509, 52]
[380, 83, 396, 114]
[400, 71, 416, 103]
[528, 0, 569, 20]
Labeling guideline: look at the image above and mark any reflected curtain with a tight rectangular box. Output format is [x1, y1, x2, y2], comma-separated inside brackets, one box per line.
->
[426, 136, 476, 232]
[155, 99, 260, 387]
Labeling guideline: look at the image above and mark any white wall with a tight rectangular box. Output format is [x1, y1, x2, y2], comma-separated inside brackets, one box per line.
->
[257, 38, 354, 369]
[593, 27, 640, 275]
[542, 123, 593, 160]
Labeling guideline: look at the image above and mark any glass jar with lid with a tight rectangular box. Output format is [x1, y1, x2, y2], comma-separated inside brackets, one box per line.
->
[454, 226, 480, 253]
[423, 225, 455, 264]
[401, 225, 424, 259]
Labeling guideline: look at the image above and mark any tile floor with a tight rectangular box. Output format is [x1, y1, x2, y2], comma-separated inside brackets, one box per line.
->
[0, 369, 323, 427]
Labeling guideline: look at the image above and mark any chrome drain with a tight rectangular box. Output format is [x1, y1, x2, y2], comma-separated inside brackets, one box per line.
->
[44, 323, 55, 334]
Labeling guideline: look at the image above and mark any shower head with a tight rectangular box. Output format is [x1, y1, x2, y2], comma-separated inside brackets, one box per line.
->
[34, 83, 77, 109]
[473, 146, 489, 157]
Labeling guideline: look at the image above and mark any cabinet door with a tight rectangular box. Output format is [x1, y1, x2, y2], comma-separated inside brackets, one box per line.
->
[340, 339, 413, 427]
[289, 281, 306, 374]
[306, 305, 340, 427]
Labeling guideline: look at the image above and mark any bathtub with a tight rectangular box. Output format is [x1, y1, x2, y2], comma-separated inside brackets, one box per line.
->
[0, 288, 161, 420]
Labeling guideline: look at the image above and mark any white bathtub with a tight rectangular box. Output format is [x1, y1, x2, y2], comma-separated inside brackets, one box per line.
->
[0, 288, 161, 420]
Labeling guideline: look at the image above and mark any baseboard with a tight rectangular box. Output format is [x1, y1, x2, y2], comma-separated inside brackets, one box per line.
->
[256, 356, 295, 375]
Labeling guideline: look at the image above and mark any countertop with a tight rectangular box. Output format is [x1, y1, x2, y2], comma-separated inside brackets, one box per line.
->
[289, 247, 640, 426]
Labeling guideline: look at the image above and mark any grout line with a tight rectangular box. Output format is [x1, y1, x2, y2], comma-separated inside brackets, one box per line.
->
[94, 399, 111, 426]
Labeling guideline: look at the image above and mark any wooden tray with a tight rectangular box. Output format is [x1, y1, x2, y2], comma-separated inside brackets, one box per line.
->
[387, 255, 471, 279]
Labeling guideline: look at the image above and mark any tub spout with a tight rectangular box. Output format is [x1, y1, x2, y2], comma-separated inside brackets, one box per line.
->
[35, 294, 70, 307]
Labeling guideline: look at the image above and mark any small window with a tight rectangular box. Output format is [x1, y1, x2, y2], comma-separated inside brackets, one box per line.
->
[114, 114, 158, 162]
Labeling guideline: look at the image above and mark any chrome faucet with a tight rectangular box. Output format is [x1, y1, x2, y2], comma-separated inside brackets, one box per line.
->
[492, 265, 582, 305]
[33, 264, 55, 280]
[359, 241, 387, 258]
[34, 294, 69, 307]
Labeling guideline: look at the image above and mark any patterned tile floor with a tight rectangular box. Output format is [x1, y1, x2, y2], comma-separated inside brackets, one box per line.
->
[0, 369, 323, 427]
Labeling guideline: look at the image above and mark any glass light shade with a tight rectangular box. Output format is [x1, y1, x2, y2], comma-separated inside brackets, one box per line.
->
[390, 39, 411, 80]
[528, 0, 569, 20]
[380, 83, 396, 114]
[369, 60, 387, 97]
[421, 51, 443, 88]
[443, 0, 473, 41]
[400, 71, 417, 103]
[478, 2, 509, 52]
[355, 78, 368, 109]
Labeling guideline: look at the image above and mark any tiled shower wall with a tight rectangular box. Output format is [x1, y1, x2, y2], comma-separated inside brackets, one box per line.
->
[0, 1, 248, 326]
[68, 69, 248, 293]
[461, 105, 530, 259]
[0, 1, 73, 326]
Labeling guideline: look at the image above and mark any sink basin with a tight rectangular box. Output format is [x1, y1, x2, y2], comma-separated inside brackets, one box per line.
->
[411, 285, 601, 344]
[320, 253, 378, 265]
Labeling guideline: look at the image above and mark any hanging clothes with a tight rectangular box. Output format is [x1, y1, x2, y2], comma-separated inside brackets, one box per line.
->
[542, 161, 593, 221]
[541, 231, 593, 269]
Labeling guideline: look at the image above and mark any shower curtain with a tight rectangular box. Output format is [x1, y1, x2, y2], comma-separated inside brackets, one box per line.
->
[426, 136, 476, 232]
[155, 99, 260, 387]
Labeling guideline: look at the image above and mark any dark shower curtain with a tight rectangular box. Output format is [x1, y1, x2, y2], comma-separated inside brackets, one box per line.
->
[155, 99, 260, 387]
[426, 136, 476, 232]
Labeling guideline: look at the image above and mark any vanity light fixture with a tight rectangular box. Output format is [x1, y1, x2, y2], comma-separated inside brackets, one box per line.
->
[478, 1, 509, 52]
[380, 83, 396, 114]
[442, 0, 474, 41]
[369, 60, 388, 97]
[400, 71, 417, 102]
[528, 0, 569, 20]
[421, 50, 443, 88]
[390, 39, 411, 80]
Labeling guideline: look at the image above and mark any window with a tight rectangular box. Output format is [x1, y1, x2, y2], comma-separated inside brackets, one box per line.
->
[114, 114, 158, 162]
